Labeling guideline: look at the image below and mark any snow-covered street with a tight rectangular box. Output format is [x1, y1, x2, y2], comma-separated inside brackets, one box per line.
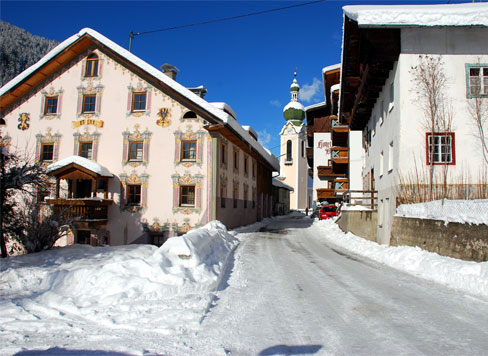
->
[193, 216, 488, 355]
[1, 214, 488, 355]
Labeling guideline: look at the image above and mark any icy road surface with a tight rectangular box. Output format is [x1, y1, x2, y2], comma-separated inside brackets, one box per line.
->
[192, 216, 488, 355]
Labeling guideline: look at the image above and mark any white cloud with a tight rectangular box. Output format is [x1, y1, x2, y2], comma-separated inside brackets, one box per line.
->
[257, 129, 271, 147]
[299, 77, 322, 103]
[269, 100, 281, 107]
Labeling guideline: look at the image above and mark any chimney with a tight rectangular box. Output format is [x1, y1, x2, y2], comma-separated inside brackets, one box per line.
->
[161, 63, 179, 81]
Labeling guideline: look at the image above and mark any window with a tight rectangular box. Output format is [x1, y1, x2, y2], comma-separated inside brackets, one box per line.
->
[44, 96, 58, 115]
[234, 150, 239, 171]
[132, 92, 147, 112]
[127, 184, 141, 205]
[467, 65, 488, 97]
[128, 141, 143, 162]
[220, 184, 226, 208]
[379, 151, 384, 177]
[388, 142, 394, 172]
[183, 111, 197, 119]
[252, 162, 256, 179]
[426, 132, 455, 165]
[79, 142, 93, 159]
[85, 53, 99, 77]
[82, 95, 96, 113]
[233, 183, 238, 208]
[180, 186, 195, 206]
[244, 185, 248, 209]
[301, 140, 305, 158]
[244, 156, 248, 175]
[286, 140, 292, 163]
[221, 143, 227, 165]
[181, 141, 196, 161]
[41, 144, 54, 161]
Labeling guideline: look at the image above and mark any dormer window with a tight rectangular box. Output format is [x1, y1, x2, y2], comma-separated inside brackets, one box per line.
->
[85, 53, 99, 77]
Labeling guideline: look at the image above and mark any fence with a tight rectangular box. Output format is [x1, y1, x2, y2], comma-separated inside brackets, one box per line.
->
[342, 190, 378, 210]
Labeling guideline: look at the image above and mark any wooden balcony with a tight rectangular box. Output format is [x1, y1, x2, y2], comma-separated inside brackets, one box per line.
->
[47, 198, 113, 222]
[331, 146, 349, 164]
[317, 165, 346, 180]
[316, 188, 336, 200]
[334, 178, 349, 195]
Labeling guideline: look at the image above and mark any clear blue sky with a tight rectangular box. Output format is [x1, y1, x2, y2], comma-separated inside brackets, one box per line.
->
[0, 0, 466, 156]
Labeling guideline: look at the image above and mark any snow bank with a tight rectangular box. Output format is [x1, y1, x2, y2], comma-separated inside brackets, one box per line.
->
[396, 199, 488, 226]
[313, 219, 488, 299]
[0, 221, 237, 336]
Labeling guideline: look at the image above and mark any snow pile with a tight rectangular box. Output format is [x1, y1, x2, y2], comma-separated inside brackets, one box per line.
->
[341, 204, 372, 211]
[0, 221, 237, 338]
[396, 199, 488, 225]
[313, 219, 488, 298]
[46, 155, 113, 177]
[344, 3, 488, 27]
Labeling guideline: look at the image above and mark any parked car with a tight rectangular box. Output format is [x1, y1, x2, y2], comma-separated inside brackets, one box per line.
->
[318, 205, 339, 220]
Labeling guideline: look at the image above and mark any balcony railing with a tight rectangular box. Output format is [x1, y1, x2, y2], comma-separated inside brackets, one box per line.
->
[316, 188, 336, 200]
[334, 178, 349, 194]
[317, 165, 346, 180]
[46, 198, 113, 221]
[331, 146, 349, 164]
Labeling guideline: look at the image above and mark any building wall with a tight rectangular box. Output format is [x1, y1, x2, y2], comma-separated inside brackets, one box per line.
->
[312, 132, 332, 202]
[360, 27, 488, 244]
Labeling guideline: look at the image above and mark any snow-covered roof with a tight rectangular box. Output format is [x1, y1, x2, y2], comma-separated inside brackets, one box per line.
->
[241, 125, 258, 140]
[210, 102, 237, 120]
[330, 84, 340, 93]
[283, 101, 305, 113]
[272, 178, 294, 191]
[46, 156, 113, 177]
[322, 63, 341, 74]
[343, 3, 488, 28]
[0, 28, 279, 171]
[305, 101, 326, 111]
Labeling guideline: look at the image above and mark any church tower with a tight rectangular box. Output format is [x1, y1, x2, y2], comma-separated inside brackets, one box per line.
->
[279, 72, 308, 210]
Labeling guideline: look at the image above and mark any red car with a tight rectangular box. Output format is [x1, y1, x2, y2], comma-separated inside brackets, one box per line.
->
[318, 205, 339, 220]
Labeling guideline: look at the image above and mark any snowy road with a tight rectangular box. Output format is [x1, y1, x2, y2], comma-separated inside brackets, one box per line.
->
[192, 216, 488, 355]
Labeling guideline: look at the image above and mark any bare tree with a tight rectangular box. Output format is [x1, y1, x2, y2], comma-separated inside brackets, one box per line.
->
[410, 55, 454, 200]
[467, 94, 488, 166]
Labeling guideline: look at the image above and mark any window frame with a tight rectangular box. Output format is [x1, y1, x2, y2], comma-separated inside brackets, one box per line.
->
[44, 96, 58, 115]
[79, 141, 93, 160]
[82, 94, 97, 113]
[131, 91, 147, 112]
[128, 141, 144, 162]
[181, 140, 197, 161]
[40, 143, 54, 162]
[286, 140, 292, 163]
[127, 184, 142, 206]
[425, 132, 456, 165]
[180, 185, 196, 207]
[85, 53, 99, 78]
[466, 63, 488, 98]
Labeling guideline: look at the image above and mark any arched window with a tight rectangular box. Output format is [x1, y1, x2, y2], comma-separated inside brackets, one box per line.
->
[183, 111, 197, 119]
[301, 140, 305, 158]
[286, 140, 292, 162]
[85, 53, 99, 77]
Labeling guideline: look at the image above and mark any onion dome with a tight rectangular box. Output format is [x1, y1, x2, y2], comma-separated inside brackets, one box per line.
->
[283, 71, 305, 123]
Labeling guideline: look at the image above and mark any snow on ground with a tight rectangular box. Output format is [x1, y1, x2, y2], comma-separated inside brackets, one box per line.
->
[313, 218, 488, 299]
[1, 213, 487, 354]
[395, 199, 488, 225]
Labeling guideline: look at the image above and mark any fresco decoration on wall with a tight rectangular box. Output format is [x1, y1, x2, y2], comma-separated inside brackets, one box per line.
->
[171, 172, 203, 214]
[122, 125, 152, 167]
[18, 113, 30, 130]
[35, 128, 61, 163]
[174, 126, 205, 167]
[76, 82, 104, 119]
[156, 108, 171, 127]
[73, 130, 101, 161]
[126, 81, 152, 118]
[119, 171, 149, 212]
[40, 87, 64, 120]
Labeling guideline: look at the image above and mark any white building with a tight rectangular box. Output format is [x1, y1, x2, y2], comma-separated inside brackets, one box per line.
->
[339, 3, 488, 244]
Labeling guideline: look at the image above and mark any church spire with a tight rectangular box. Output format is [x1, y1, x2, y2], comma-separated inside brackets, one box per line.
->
[283, 70, 305, 124]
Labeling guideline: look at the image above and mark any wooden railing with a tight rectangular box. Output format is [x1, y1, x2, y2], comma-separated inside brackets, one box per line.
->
[317, 188, 336, 200]
[46, 198, 113, 220]
[342, 190, 377, 209]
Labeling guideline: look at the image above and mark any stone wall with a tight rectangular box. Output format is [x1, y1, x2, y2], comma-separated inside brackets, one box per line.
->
[337, 210, 378, 243]
[391, 217, 488, 262]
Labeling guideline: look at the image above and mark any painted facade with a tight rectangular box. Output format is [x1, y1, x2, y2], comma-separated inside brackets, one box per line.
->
[0, 28, 279, 246]
[340, 3, 488, 244]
